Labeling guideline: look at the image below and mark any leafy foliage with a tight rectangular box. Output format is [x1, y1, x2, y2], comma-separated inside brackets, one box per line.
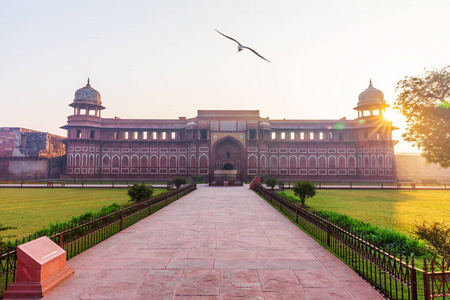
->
[127, 183, 154, 202]
[293, 180, 316, 207]
[314, 210, 428, 257]
[265, 177, 278, 191]
[414, 221, 450, 264]
[173, 177, 187, 189]
[0, 223, 16, 247]
[395, 66, 450, 168]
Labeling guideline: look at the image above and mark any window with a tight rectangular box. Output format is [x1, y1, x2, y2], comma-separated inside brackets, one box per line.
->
[328, 132, 333, 140]
[271, 132, 276, 140]
[309, 132, 314, 140]
[290, 132, 295, 140]
[281, 132, 286, 140]
[123, 132, 129, 140]
[113, 131, 118, 140]
[249, 129, 257, 139]
[152, 132, 157, 139]
[339, 133, 343, 141]
[171, 132, 176, 140]
[76, 129, 81, 138]
[161, 132, 167, 140]
[377, 132, 380, 139]
[90, 130, 95, 139]
[319, 132, 324, 140]
[300, 132, 305, 140]
[133, 132, 138, 139]
[142, 131, 148, 139]
[226, 152, 230, 158]
[200, 130, 207, 139]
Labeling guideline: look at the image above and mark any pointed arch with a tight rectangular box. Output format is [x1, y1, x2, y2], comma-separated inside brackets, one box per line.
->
[140, 155, 148, 167]
[289, 155, 297, 169]
[279, 155, 288, 168]
[309, 156, 317, 168]
[179, 155, 187, 168]
[121, 155, 129, 168]
[299, 155, 307, 169]
[169, 155, 177, 168]
[102, 155, 110, 167]
[248, 154, 258, 168]
[270, 155, 278, 169]
[318, 156, 327, 168]
[150, 155, 158, 167]
[131, 155, 139, 168]
[160, 155, 167, 168]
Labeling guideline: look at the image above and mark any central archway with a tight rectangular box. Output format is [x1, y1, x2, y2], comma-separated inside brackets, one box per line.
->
[212, 136, 244, 173]
[223, 163, 233, 170]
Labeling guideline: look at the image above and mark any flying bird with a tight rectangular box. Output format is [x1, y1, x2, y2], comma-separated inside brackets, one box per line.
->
[215, 29, 270, 63]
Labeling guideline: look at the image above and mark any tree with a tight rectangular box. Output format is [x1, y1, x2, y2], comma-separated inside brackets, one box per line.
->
[265, 177, 278, 191]
[172, 177, 187, 189]
[414, 221, 450, 265]
[127, 183, 154, 202]
[395, 66, 450, 168]
[293, 180, 316, 207]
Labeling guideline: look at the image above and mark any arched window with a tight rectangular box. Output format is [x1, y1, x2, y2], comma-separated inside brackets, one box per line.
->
[89, 155, 94, 167]
[248, 156, 257, 168]
[160, 156, 167, 168]
[378, 155, 384, 168]
[309, 156, 317, 168]
[199, 156, 208, 168]
[179, 156, 186, 168]
[122, 156, 129, 168]
[141, 156, 148, 167]
[318, 156, 326, 168]
[299, 156, 307, 168]
[329, 156, 336, 168]
[150, 156, 158, 167]
[169, 156, 177, 167]
[131, 156, 139, 168]
[371, 155, 377, 168]
[348, 156, 356, 168]
[82, 155, 87, 167]
[112, 156, 120, 167]
[270, 156, 278, 168]
[75, 155, 81, 167]
[338, 156, 346, 169]
[364, 156, 369, 168]
[289, 156, 297, 169]
[280, 156, 287, 168]
[102, 156, 110, 167]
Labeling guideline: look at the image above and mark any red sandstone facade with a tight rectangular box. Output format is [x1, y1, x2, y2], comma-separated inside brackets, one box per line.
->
[62, 80, 397, 181]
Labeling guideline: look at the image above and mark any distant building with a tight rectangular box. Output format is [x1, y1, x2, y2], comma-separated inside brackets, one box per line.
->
[61, 79, 399, 181]
[395, 153, 450, 182]
[0, 128, 65, 179]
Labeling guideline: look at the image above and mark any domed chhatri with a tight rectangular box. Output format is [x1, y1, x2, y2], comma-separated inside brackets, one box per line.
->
[354, 80, 389, 118]
[357, 79, 385, 106]
[74, 78, 102, 105]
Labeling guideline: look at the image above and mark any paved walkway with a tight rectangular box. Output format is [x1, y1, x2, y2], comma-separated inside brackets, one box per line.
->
[45, 185, 383, 299]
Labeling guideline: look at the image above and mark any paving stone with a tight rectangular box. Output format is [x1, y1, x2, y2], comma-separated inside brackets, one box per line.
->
[42, 185, 383, 299]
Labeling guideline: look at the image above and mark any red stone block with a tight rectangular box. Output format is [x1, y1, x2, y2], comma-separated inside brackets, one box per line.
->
[3, 236, 74, 298]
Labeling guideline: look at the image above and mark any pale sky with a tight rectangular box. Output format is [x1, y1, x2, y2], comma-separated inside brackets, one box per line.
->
[1, 0, 449, 153]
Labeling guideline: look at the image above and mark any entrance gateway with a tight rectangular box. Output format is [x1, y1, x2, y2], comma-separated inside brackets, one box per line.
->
[210, 136, 244, 186]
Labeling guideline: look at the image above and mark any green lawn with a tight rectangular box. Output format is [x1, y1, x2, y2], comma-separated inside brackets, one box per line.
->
[282, 189, 449, 235]
[0, 188, 165, 240]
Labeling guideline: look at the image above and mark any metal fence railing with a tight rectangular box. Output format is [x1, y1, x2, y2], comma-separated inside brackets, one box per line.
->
[0, 183, 197, 297]
[254, 183, 449, 300]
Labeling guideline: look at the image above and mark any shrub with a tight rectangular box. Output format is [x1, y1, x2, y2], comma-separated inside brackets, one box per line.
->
[0, 223, 16, 248]
[265, 177, 278, 191]
[293, 180, 316, 207]
[127, 183, 154, 202]
[415, 221, 450, 264]
[173, 177, 187, 189]
[314, 210, 428, 257]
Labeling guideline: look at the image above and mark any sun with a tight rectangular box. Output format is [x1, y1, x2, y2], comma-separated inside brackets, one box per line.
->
[384, 107, 407, 130]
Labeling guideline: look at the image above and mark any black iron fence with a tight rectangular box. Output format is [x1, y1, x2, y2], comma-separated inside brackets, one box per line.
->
[254, 183, 449, 300]
[0, 183, 196, 297]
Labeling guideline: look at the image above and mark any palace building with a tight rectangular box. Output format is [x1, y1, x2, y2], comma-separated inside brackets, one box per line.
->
[61, 80, 398, 181]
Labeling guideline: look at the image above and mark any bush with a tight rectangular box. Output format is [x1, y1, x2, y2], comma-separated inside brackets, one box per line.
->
[314, 210, 428, 257]
[127, 183, 154, 202]
[0, 223, 16, 248]
[415, 221, 450, 264]
[293, 180, 316, 207]
[265, 177, 278, 191]
[173, 177, 187, 189]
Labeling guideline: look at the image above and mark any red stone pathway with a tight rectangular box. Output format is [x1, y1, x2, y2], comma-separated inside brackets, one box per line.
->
[44, 185, 383, 299]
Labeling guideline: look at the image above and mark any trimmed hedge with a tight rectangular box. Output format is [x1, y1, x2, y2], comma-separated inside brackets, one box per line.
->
[277, 192, 428, 257]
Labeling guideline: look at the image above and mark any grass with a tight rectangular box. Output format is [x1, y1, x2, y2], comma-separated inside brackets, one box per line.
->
[0, 188, 165, 241]
[281, 189, 449, 236]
